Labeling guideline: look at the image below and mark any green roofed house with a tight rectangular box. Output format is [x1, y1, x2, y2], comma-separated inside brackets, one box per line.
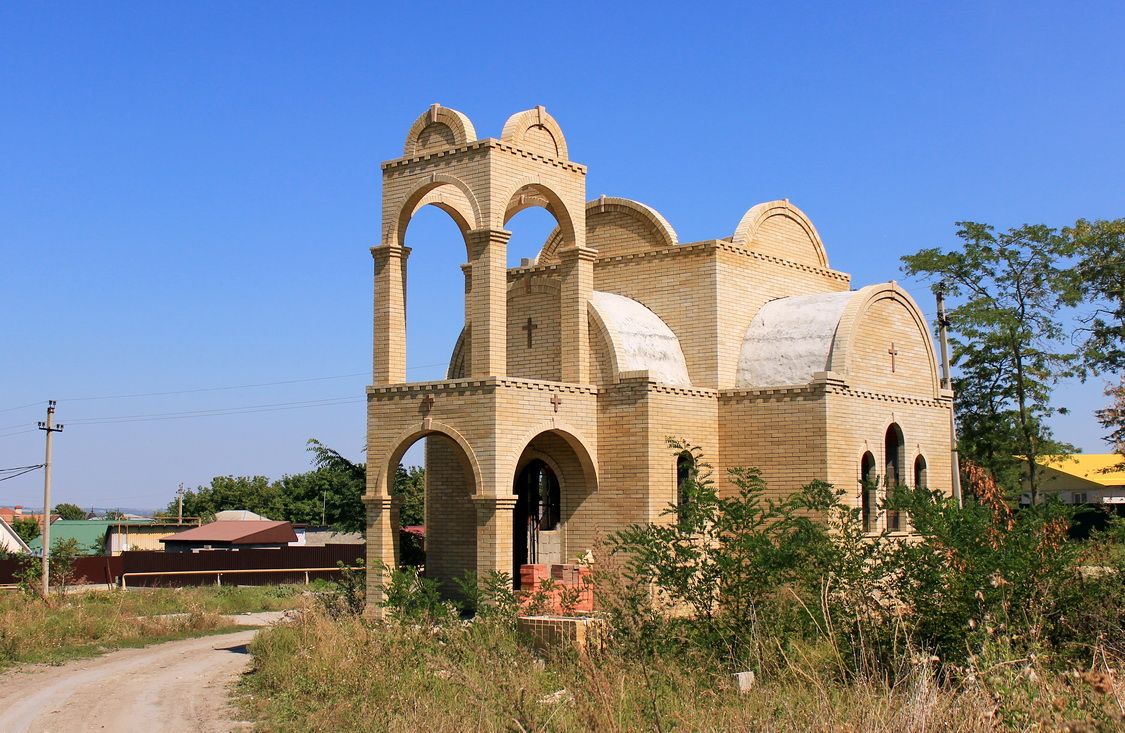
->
[29, 519, 154, 556]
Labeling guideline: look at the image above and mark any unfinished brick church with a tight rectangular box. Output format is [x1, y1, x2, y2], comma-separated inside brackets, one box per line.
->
[364, 104, 954, 610]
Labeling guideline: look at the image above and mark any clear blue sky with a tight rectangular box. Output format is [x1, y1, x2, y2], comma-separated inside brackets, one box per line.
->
[2, 2, 1122, 510]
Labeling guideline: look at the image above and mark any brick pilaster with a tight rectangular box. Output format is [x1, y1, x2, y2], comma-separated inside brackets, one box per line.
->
[371, 244, 410, 385]
[466, 228, 511, 378]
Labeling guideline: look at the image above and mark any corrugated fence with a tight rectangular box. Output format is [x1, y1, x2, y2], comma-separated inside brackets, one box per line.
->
[0, 545, 364, 587]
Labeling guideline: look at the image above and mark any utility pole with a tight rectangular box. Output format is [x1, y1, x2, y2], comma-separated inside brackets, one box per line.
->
[37, 401, 64, 598]
[321, 490, 326, 527]
[934, 284, 962, 507]
[177, 483, 185, 524]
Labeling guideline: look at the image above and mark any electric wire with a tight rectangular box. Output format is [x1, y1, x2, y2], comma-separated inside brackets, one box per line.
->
[0, 466, 42, 482]
[0, 464, 45, 473]
[0, 361, 448, 414]
[65, 396, 364, 426]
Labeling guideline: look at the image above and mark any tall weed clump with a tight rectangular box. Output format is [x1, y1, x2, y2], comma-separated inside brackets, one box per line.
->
[607, 440, 1125, 686]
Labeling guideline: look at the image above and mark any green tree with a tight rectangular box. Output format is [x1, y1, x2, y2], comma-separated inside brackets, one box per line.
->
[1064, 218, 1125, 456]
[11, 517, 40, 545]
[104, 510, 126, 520]
[304, 439, 367, 533]
[53, 503, 86, 520]
[903, 222, 1075, 501]
[167, 475, 282, 521]
[395, 465, 425, 527]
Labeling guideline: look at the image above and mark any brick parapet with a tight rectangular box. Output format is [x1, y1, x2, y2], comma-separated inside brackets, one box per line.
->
[592, 239, 851, 284]
[381, 138, 588, 175]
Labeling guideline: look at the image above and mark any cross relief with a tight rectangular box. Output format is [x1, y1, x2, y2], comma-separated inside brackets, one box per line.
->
[888, 342, 899, 373]
[550, 393, 562, 412]
[522, 316, 538, 348]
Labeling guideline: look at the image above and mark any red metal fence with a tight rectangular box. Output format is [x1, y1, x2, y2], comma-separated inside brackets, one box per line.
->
[0, 545, 364, 588]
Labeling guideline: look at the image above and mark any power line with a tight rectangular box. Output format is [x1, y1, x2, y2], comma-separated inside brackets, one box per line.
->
[0, 430, 36, 440]
[0, 362, 449, 413]
[0, 464, 45, 473]
[66, 396, 365, 426]
[59, 372, 369, 402]
[0, 465, 43, 482]
[0, 401, 45, 414]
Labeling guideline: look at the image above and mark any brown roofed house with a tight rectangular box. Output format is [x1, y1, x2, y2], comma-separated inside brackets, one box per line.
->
[160, 520, 298, 553]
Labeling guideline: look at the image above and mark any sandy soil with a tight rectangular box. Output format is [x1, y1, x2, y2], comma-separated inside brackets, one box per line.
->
[0, 629, 261, 733]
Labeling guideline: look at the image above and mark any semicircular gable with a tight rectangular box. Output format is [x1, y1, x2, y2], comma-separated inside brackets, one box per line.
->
[588, 291, 691, 386]
[403, 104, 477, 157]
[731, 200, 828, 269]
[829, 283, 940, 398]
[538, 196, 677, 264]
[500, 106, 569, 160]
[736, 292, 854, 388]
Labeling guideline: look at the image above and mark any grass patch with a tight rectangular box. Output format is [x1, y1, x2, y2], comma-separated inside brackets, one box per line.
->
[241, 609, 1123, 732]
[0, 584, 304, 670]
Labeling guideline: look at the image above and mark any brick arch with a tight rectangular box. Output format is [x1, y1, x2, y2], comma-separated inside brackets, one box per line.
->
[387, 174, 483, 251]
[508, 421, 598, 494]
[499, 175, 579, 252]
[538, 196, 678, 264]
[731, 200, 828, 269]
[402, 104, 477, 157]
[373, 421, 482, 498]
[500, 106, 568, 160]
[829, 282, 941, 398]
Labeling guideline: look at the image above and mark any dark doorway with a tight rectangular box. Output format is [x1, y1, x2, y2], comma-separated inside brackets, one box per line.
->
[512, 459, 561, 588]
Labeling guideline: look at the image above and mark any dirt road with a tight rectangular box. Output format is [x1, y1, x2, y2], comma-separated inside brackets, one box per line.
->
[0, 628, 263, 733]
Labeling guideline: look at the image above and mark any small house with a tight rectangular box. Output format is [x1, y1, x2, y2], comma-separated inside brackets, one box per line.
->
[160, 520, 297, 553]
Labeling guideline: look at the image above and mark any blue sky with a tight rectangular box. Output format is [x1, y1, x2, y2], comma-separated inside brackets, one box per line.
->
[1, 2, 1122, 510]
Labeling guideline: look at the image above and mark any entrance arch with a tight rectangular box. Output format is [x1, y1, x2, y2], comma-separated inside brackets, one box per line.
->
[376, 425, 481, 596]
[511, 429, 597, 587]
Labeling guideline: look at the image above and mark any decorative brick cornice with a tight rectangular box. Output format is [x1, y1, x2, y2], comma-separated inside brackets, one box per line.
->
[507, 263, 561, 281]
[381, 139, 588, 175]
[367, 376, 598, 398]
[592, 239, 850, 283]
[720, 384, 821, 402]
[719, 382, 950, 408]
[824, 385, 951, 408]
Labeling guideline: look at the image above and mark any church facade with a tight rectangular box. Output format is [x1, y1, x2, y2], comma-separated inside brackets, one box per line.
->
[364, 105, 954, 611]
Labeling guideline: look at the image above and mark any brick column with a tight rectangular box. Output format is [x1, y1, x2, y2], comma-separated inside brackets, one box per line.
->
[473, 495, 518, 584]
[558, 246, 596, 383]
[460, 262, 472, 321]
[466, 228, 510, 378]
[363, 494, 400, 619]
[371, 244, 410, 385]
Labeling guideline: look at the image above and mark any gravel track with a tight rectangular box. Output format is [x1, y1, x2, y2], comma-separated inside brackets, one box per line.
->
[0, 628, 264, 732]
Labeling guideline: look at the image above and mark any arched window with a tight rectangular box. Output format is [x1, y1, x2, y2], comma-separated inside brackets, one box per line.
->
[914, 455, 928, 489]
[676, 452, 695, 510]
[861, 451, 877, 532]
[676, 451, 695, 529]
[884, 425, 905, 532]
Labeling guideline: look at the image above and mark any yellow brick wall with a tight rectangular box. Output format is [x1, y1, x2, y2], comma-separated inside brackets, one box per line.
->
[847, 296, 936, 397]
[718, 387, 829, 502]
[593, 246, 718, 387]
[506, 275, 562, 381]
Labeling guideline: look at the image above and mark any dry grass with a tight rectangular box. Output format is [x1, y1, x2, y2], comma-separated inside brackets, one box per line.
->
[239, 608, 1124, 732]
[0, 585, 304, 669]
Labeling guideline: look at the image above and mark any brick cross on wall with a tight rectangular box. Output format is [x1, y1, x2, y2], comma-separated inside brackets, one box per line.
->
[550, 393, 562, 412]
[888, 342, 899, 373]
[522, 317, 538, 348]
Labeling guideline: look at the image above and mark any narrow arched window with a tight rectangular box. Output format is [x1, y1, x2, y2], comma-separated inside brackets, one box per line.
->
[884, 425, 905, 532]
[676, 451, 695, 528]
[861, 451, 877, 532]
[914, 455, 928, 489]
